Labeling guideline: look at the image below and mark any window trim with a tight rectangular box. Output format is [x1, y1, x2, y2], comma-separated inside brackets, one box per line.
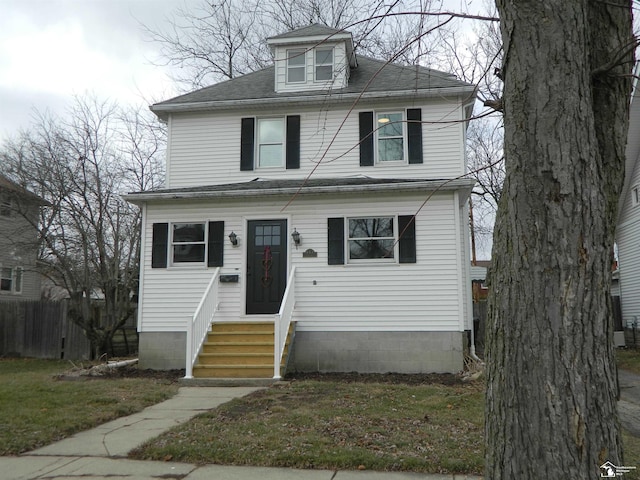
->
[171, 222, 208, 266]
[286, 48, 306, 84]
[346, 216, 398, 264]
[0, 266, 22, 294]
[375, 111, 407, 164]
[314, 47, 333, 82]
[256, 117, 286, 169]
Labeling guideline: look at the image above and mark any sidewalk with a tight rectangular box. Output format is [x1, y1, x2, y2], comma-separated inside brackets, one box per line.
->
[2, 385, 481, 480]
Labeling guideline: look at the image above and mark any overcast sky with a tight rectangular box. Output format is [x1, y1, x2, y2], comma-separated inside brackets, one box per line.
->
[0, 0, 181, 142]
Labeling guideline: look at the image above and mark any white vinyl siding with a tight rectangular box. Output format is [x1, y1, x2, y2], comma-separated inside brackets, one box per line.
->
[166, 100, 464, 188]
[138, 192, 465, 333]
[618, 151, 640, 326]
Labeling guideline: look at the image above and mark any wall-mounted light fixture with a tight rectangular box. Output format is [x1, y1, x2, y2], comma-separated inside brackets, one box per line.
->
[291, 228, 301, 248]
[228, 231, 238, 246]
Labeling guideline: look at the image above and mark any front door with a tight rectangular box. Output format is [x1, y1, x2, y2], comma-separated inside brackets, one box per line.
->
[246, 219, 287, 314]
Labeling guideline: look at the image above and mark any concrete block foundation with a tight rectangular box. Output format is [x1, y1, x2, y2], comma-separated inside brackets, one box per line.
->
[288, 331, 464, 374]
[138, 332, 186, 370]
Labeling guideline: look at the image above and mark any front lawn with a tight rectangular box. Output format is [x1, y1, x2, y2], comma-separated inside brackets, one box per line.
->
[0, 358, 179, 455]
[131, 376, 485, 475]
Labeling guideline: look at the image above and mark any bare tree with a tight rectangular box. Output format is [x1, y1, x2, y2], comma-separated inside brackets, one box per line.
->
[485, 1, 635, 478]
[0, 95, 164, 357]
[142, 0, 447, 92]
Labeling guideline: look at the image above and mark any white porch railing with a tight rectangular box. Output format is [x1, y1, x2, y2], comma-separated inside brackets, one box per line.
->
[274, 266, 296, 379]
[185, 267, 221, 379]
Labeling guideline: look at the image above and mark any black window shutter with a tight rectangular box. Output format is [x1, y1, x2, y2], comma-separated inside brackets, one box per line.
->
[359, 111, 374, 166]
[151, 223, 168, 268]
[207, 221, 225, 267]
[327, 217, 345, 265]
[240, 117, 255, 171]
[407, 108, 423, 164]
[398, 215, 417, 263]
[286, 115, 301, 169]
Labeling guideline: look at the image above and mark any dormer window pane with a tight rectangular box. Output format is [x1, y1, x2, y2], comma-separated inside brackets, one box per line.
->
[315, 48, 333, 81]
[287, 49, 306, 83]
[258, 118, 284, 167]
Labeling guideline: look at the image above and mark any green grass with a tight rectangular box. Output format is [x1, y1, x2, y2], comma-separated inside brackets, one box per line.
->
[0, 358, 179, 455]
[617, 348, 640, 375]
[131, 379, 485, 475]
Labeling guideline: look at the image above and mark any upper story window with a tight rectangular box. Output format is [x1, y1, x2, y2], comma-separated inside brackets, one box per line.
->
[315, 48, 333, 81]
[348, 217, 396, 262]
[0, 266, 22, 294]
[359, 109, 422, 167]
[287, 49, 306, 83]
[633, 186, 639, 206]
[257, 118, 285, 168]
[377, 112, 405, 163]
[172, 223, 206, 264]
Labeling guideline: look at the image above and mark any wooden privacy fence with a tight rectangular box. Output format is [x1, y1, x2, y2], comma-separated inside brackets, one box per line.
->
[0, 300, 138, 360]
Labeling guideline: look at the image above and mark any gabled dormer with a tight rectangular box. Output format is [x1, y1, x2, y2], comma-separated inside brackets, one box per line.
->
[267, 24, 357, 93]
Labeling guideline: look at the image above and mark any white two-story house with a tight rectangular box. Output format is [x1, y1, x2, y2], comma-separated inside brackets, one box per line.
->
[126, 24, 477, 378]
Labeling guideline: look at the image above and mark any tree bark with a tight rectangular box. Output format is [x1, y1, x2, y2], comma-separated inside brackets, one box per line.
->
[486, 1, 634, 478]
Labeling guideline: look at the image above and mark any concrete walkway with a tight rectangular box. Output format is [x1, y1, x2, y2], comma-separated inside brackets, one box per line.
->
[4, 370, 639, 480]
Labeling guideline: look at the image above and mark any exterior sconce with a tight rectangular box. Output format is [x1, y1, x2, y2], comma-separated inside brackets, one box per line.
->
[291, 228, 301, 248]
[228, 231, 238, 246]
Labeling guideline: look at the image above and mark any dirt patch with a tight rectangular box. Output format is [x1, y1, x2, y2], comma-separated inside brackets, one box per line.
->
[284, 371, 465, 386]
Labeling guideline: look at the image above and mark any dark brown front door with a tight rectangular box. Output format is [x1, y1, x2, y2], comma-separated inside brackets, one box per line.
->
[246, 219, 287, 314]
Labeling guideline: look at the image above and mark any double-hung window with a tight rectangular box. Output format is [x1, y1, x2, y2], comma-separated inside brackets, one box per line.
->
[377, 112, 405, 163]
[172, 223, 206, 264]
[257, 118, 285, 168]
[0, 266, 22, 294]
[315, 48, 333, 81]
[348, 217, 395, 262]
[287, 49, 306, 83]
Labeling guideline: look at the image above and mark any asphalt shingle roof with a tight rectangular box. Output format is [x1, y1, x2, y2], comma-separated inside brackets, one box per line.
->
[152, 57, 474, 109]
[126, 177, 476, 201]
[268, 24, 345, 40]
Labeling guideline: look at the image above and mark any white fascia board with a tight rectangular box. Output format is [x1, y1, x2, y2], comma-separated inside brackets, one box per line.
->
[124, 178, 476, 204]
[150, 86, 478, 119]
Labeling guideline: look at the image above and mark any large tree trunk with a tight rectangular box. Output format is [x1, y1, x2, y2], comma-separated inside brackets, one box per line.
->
[486, 1, 634, 478]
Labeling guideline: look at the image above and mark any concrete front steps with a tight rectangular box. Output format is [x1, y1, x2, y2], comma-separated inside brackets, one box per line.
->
[192, 321, 292, 379]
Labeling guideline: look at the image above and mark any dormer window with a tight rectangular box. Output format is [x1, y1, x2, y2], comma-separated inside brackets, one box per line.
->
[287, 49, 306, 83]
[315, 48, 333, 81]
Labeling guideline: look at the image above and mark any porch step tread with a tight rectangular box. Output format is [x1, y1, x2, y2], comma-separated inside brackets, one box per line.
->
[195, 364, 274, 369]
[200, 352, 273, 357]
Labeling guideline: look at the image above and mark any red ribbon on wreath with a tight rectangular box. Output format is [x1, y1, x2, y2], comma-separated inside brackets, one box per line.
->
[261, 246, 273, 287]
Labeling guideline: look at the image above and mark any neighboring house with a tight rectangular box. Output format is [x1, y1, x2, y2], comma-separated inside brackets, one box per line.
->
[0, 175, 44, 301]
[126, 24, 477, 378]
[470, 260, 490, 302]
[617, 74, 640, 345]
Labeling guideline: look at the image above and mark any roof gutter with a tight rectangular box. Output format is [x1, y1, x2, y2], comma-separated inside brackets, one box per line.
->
[150, 86, 478, 120]
[125, 178, 476, 204]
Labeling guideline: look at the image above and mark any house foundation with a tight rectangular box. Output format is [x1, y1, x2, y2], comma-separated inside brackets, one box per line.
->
[288, 331, 464, 374]
[138, 332, 186, 370]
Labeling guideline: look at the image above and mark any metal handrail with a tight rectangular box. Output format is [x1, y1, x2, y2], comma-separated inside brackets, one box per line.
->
[185, 267, 221, 378]
[274, 266, 296, 379]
